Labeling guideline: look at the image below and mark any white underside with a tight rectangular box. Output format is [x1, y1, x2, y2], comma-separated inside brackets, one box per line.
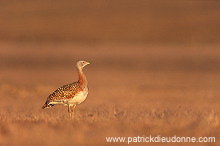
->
[50, 91, 88, 106]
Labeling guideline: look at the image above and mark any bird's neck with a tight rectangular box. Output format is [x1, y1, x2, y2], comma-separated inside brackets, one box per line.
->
[78, 68, 87, 88]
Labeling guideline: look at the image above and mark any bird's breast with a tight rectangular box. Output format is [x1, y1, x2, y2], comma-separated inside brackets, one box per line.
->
[68, 90, 88, 105]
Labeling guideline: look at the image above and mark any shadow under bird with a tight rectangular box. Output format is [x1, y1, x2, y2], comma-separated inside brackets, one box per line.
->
[42, 60, 90, 119]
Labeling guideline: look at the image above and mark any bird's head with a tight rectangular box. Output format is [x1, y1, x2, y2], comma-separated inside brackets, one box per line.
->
[76, 60, 90, 69]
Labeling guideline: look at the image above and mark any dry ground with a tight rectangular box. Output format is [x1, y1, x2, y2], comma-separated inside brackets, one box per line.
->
[0, 42, 220, 145]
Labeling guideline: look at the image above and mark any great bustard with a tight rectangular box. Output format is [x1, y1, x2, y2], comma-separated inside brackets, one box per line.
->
[42, 60, 90, 119]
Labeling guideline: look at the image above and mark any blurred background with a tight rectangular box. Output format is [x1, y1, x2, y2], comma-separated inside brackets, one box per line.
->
[0, 0, 219, 43]
[0, 1, 220, 145]
[0, 0, 219, 83]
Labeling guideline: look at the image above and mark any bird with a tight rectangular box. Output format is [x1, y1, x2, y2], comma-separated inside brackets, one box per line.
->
[42, 60, 90, 119]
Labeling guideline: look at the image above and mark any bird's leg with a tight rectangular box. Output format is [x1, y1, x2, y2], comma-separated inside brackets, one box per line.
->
[68, 105, 72, 119]
[71, 105, 76, 119]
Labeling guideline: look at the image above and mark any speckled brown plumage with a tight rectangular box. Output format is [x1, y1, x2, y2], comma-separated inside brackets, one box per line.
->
[43, 82, 81, 107]
[42, 60, 90, 118]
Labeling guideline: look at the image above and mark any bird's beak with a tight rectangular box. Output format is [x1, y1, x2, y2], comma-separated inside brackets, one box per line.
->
[86, 62, 90, 65]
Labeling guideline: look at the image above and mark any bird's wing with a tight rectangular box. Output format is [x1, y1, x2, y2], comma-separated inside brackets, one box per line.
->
[47, 82, 82, 101]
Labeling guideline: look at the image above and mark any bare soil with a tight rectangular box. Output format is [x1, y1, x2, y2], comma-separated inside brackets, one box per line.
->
[0, 42, 219, 145]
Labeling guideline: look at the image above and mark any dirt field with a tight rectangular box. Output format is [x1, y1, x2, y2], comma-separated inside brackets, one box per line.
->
[0, 42, 219, 145]
[0, 0, 219, 145]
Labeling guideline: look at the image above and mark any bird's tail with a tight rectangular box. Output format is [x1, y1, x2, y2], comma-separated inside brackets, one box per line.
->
[42, 102, 48, 109]
[42, 101, 54, 109]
